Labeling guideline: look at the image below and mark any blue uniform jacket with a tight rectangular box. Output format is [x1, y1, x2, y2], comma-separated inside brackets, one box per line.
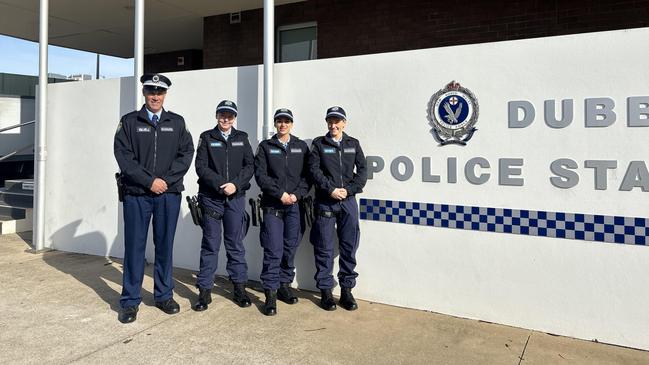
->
[114, 106, 195, 195]
[308, 132, 367, 203]
[195, 127, 254, 199]
[254, 134, 310, 207]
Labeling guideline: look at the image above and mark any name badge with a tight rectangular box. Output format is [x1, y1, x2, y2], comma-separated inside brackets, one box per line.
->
[323, 148, 336, 154]
[269, 148, 282, 154]
[160, 127, 174, 132]
[232, 141, 244, 147]
[137, 127, 150, 133]
[290, 148, 302, 153]
[344, 148, 356, 153]
[210, 141, 222, 147]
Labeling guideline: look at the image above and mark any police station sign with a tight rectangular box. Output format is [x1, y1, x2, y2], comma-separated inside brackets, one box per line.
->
[367, 87, 649, 193]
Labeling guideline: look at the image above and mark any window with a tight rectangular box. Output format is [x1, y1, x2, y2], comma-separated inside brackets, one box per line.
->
[277, 22, 317, 62]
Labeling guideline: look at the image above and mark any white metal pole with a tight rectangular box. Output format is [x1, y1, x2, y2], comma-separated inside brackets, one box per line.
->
[33, 0, 48, 251]
[134, 0, 144, 109]
[263, 0, 274, 140]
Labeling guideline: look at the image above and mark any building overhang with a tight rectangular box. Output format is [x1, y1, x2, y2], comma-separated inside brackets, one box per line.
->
[0, 0, 304, 58]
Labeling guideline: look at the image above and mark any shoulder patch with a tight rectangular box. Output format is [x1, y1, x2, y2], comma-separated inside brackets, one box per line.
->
[115, 121, 122, 134]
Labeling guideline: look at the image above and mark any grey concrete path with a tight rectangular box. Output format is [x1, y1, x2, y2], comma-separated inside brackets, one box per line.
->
[1, 233, 647, 365]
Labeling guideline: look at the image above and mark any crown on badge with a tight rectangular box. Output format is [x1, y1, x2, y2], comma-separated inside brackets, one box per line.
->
[446, 80, 461, 91]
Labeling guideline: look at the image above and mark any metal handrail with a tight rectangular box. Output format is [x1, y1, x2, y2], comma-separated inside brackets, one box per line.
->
[0, 144, 34, 162]
[0, 120, 36, 133]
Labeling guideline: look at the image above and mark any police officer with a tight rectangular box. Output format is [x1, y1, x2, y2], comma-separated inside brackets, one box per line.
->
[309, 106, 367, 311]
[193, 100, 254, 311]
[114, 74, 195, 323]
[254, 108, 310, 316]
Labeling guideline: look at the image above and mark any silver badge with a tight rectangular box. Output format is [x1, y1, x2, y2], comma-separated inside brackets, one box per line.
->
[152, 75, 160, 83]
[427, 80, 479, 146]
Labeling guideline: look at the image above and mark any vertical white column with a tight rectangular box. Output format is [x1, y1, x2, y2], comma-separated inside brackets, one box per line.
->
[33, 0, 48, 251]
[134, 0, 145, 109]
[263, 0, 274, 140]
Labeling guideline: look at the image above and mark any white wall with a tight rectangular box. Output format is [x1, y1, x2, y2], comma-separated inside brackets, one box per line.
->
[44, 28, 649, 350]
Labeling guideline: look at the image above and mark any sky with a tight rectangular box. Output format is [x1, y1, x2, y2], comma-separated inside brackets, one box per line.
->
[0, 34, 133, 79]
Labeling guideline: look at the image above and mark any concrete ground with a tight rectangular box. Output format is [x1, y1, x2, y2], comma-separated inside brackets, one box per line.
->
[1, 233, 648, 365]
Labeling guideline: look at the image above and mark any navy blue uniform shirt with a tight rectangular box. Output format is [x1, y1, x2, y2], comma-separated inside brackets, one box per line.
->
[254, 134, 310, 207]
[114, 106, 195, 195]
[308, 132, 367, 203]
[195, 127, 254, 199]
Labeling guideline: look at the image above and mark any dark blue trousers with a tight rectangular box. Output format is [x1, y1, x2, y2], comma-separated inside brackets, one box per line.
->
[196, 195, 248, 289]
[309, 198, 360, 290]
[259, 203, 303, 290]
[120, 193, 181, 308]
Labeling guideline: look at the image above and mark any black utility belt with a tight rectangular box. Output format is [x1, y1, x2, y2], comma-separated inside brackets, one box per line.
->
[316, 209, 341, 218]
[262, 207, 286, 218]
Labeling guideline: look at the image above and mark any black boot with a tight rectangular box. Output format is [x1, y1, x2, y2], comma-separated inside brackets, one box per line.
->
[263, 289, 277, 316]
[232, 283, 251, 308]
[339, 287, 358, 311]
[320, 289, 337, 311]
[193, 288, 212, 311]
[277, 283, 298, 304]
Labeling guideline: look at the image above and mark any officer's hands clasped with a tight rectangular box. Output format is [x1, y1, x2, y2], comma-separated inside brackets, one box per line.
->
[150, 177, 168, 194]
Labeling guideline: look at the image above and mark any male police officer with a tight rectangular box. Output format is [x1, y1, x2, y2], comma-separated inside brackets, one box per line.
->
[193, 100, 255, 311]
[309, 106, 367, 311]
[114, 74, 194, 323]
[254, 108, 310, 316]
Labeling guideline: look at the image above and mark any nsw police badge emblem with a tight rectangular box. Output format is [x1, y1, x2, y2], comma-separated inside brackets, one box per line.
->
[427, 80, 479, 146]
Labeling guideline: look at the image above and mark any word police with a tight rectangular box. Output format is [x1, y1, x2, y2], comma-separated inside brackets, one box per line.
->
[366, 156, 649, 192]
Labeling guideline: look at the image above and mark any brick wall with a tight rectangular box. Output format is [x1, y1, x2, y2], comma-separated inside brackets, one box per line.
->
[144, 49, 203, 74]
[204, 0, 649, 69]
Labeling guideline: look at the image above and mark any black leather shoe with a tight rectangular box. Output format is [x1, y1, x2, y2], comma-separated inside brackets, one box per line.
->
[277, 283, 298, 304]
[233, 283, 251, 308]
[263, 289, 277, 316]
[339, 287, 358, 311]
[118, 306, 138, 324]
[193, 288, 212, 312]
[155, 298, 180, 314]
[320, 289, 337, 311]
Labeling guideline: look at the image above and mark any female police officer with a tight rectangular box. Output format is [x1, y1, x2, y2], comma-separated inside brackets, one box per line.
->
[309, 106, 367, 311]
[254, 108, 310, 316]
[193, 100, 254, 311]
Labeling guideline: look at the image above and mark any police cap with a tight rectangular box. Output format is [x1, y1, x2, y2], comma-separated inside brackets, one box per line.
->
[216, 100, 238, 116]
[274, 108, 293, 122]
[140, 73, 171, 92]
[325, 106, 346, 120]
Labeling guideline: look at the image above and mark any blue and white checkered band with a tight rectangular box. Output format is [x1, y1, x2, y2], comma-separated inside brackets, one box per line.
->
[360, 198, 649, 246]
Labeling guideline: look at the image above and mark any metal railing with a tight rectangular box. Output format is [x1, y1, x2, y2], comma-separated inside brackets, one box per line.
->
[0, 120, 36, 162]
[0, 120, 35, 134]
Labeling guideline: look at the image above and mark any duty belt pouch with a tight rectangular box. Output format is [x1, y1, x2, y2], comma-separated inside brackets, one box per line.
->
[299, 196, 314, 227]
[202, 205, 223, 221]
[115, 173, 125, 202]
[186, 195, 204, 226]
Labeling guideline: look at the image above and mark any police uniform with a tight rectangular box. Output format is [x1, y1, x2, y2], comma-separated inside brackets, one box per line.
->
[254, 108, 310, 315]
[114, 74, 194, 323]
[309, 106, 367, 311]
[193, 100, 254, 310]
